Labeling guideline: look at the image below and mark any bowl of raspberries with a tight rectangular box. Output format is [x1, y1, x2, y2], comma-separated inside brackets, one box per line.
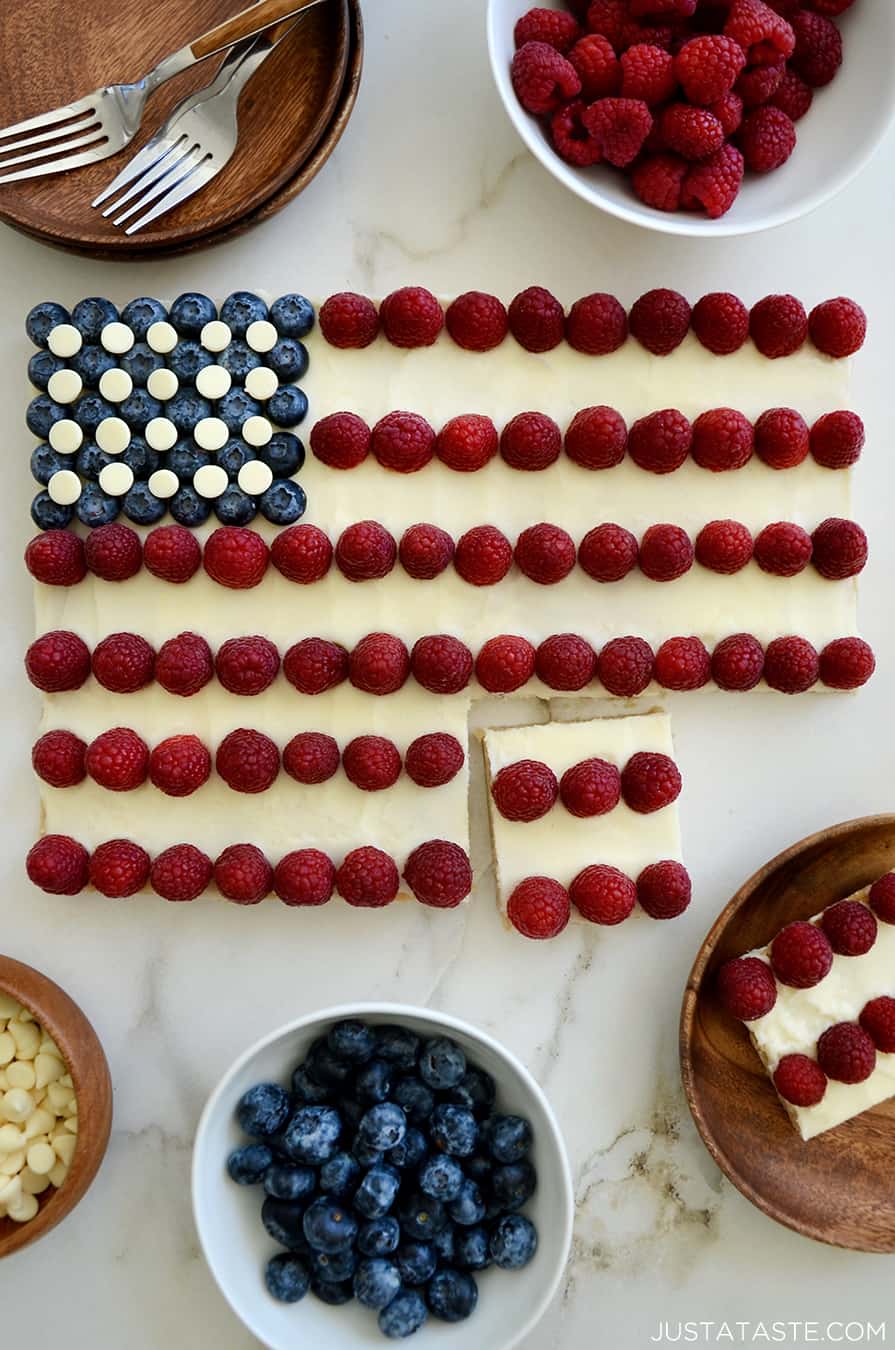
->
[193, 1004, 573, 1347]
[488, 0, 895, 232]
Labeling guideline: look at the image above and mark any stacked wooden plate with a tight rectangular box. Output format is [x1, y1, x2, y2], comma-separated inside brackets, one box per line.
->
[0, 0, 363, 258]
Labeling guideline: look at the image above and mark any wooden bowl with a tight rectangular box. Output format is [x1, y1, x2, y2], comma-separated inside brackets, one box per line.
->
[681, 814, 895, 1253]
[0, 955, 112, 1259]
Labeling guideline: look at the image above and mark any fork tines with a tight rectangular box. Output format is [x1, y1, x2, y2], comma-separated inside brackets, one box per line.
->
[93, 135, 215, 234]
[0, 100, 109, 183]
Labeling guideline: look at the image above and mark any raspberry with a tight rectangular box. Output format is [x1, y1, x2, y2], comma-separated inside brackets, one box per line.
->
[507, 877, 570, 940]
[436, 414, 498, 472]
[551, 99, 603, 166]
[569, 34, 622, 99]
[215, 635, 280, 695]
[310, 412, 371, 469]
[143, 524, 201, 583]
[817, 1022, 876, 1084]
[869, 873, 895, 924]
[582, 97, 653, 166]
[411, 635, 474, 695]
[350, 632, 410, 695]
[399, 523, 455, 579]
[629, 290, 691, 356]
[709, 91, 744, 137]
[26, 630, 91, 693]
[371, 411, 436, 473]
[271, 524, 333, 584]
[148, 734, 211, 797]
[809, 298, 866, 358]
[203, 527, 269, 590]
[275, 849, 336, 907]
[692, 292, 749, 354]
[655, 636, 711, 690]
[568, 863, 635, 925]
[515, 7, 582, 52]
[712, 633, 765, 690]
[637, 860, 691, 918]
[514, 523, 576, 584]
[628, 409, 692, 473]
[445, 292, 509, 352]
[216, 728, 280, 793]
[565, 406, 627, 470]
[734, 59, 784, 107]
[739, 105, 796, 172]
[579, 524, 638, 584]
[454, 525, 513, 585]
[32, 729, 87, 788]
[380, 287, 444, 349]
[810, 411, 864, 468]
[535, 633, 596, 690]
[27, 835, 89, 895]
[859, 997, 895, 1054]
[283, 731, 340, 784]
[750, 294, 808, 357]
[403, 840, 473, 909]
[585, 0, 630, 48]
[631, 151, 689, 211]
[25, 530, 86, 586]
[818, 637, 875, 690]
[476, 635, 536, 693]
[821, 899, 877, 956]
[150, 843, 212, 903]
[724, 0, 795, 64]
[804, 0, 854, 13]
[336, 520, 397, 581]
[620, 43, 676, 104]
[512, 40, 582, 114]
[83, 522, 142, 582]
[674, 34, 745, 103]
[681, 143, 744, 217]
[695, 519, 753, 573]
[630, 0, 694, 12]
[507, 287, 566, 353]
[337, 846, 400, 908]
[156, 631, 213, 697]
[789, 9, 842, 85]
[491, 759, 558, 822]
[319, 292, 379, 349]
[214, 844, 272, 905]
[88, 839, 150, 898]
[692, 407, 753, 470]
[500, 411, 562, 471]
[770, 920, 832, 986]
[597, 635, 654, 696]
[92, 632, 155, 693]
[764, 635, 818, 693]
[566, 293, 628, 354]
[559, 757, 621, 817]
[343, 735, 402, 792]
[769, 68, 813, 120]
[773, 1054, 827, 1107]
[405, 733, 465, 787]
[639, 523, 694, 581]
[754, 521, 812, 576]
[660, 104, 725, 159]
[621, 751, 682, 813]
[717, 956, 778, 1020]
[811, 518, 867, 580]
[754, 407, 809, 468]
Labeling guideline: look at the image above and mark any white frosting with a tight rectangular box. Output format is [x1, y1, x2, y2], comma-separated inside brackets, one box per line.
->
[145, 417, 178, 452]
[195, 365, 232, 401]
[147, 368, 179, 402]
[193, 464, 228, 500]
[46, 370, 82, 404]
[100, 322, 134, 355]
[47, 470, 81, 506]
[146, 321, 178, 354]
[98, 368, 133, 404]
[48, 419, 82, 455]
[47, 325, 81, 358]
[194, 417, 229, 452]
[237, 461, 273, 496]
[148, 469, 179, 499]
[246, 319, 278, 353]
[98, 463, 134, 497]
[200, 320, 231, 353]
[245, 366, 278, 401]
[95, 417, 130, 456]
[242, 415, 272, 447]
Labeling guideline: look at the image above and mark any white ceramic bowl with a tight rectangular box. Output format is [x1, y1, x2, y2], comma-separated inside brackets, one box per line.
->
[487, 0, 895, 236]
[193, 1003, 574, 1350]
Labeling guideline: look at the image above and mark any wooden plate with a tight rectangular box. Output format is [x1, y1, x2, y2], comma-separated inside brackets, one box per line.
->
[0, 0, 349, 257]
[0, 954, 112, 1259]
[681, 815, 895, 1252]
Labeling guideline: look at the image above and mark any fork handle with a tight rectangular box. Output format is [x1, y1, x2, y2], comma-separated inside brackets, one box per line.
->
[190, 0, 327, 59]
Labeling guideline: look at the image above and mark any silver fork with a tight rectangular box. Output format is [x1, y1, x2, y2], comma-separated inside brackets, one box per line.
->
[0, 0, 327, 185]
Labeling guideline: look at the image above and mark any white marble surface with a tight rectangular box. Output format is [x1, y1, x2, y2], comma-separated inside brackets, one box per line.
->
[2, 0, 895, 1344]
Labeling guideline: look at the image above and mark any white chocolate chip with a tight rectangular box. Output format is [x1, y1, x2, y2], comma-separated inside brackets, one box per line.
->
[48, 418, 84, 455]
[147, 368, 179, 401]
[20, 1166, 50, 1196]
[194, 417, 229, 452]
[95, 417, 131, 455]
[246, 319, 278, 353]
[38, 1036, 60, 1058]
[0, 1175, 22, 1207]
[0, 996, 21, 1019]
[0, 1033, 14, 1067]
[195, 364, 231, 401]
[242, 415, 272, 447]
[59, 1075, 73, 1089]
[101, 321, 134, 355]
[47, 324, 82, 358]
[45, 1082, 71, 1113]
[16, 1010, 35, 1024]
[98, 367, 134, 403]
[0, 1123, 22, 1151]
[34, 1054, 64, 1090]
[99, 462, 135, 497]
[145, 416, 178, 453]
[147, 320, 178, 354]
[237, 460, 273, 496]
[8, 1021, 39, 1059]
[23, 1108, 54, 1140]
[0, 1149, 25, 1175]
[0, 1072, 7, 1093]
[47, 369, 83, 404]
[244, 366, 278, 401]
[7, 1191, 39, 1223]
[148, 468, 179, 499]
[48, 1161, 68, 1189]
[2, 1089, 34, 1124]
[26, 1141, 56, 1175]
[47, 470, 81, 506]
[192, 464, 228, 500]
[63, 1117, 78, 1135]
[6, 1062, 35, 1092]
[53, 1133, 76, 1167]
[200, 320, 231, 352]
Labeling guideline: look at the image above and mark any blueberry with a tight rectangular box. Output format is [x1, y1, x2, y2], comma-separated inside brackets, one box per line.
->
[268, 384, 308, 429]
[354, 1164, 400, 1220]
[319, 1151, 360, 1199]
[328, 1019, 376, 1063]
[354, 1059, 392, 1106]
[489, 1213, 538, 1269]
[122, 482, 166, 525]
[169, 442, 211, 481]
[419, 1154, 464, 1202]
[121, 342, 164, 386]
[121, 436, 160, 481]
[26, 395, 64, 439]
[432, 1222, 456, 1265]
[430, 1104, 477, 1158]
[221, 290, 268, 337]
[396, 1242, 437, 1286]
[226, 1143, 272, 1184]
[449, 1067, 496, 1118]
[446, 1178, 485, 1227]
[28, 350, 65, 391]
[167, 390, 211, 434]
[215, 438, 254, 480]
[307, 1038, 354, 1088]
[486, 1114, 532, 1164]
[393, 1077, 435, 1126]
[454, 1225, 490, 1271]
[31, 491, 73, 531]
[463, 1155, 493, 1190]
[426, 1268, 478, 1323]
[74, 394, 115, 434]
[399, 1191, 447, 1241]
[169, 292, 216, 337]
[282, 1105, 342, 1165]
[358, 1216, 401, 1258]
[168, 340, 213, 385]
[375, 1026, 421, 1072]
[237, 1082, 291, 1138]
[492, 1160, 537, 1212]
[214, 485, 257, 525]
[290, 1063, 332, 1105]
[352, 1138, 384, 1169]
[26, 301, 70, 348]
[259, 479, 306, 525]
[359, 1102, 407, 1152]
[120, 388, 162, 432]
[261, 1196, 309, 1251]
[31, 444, 68, 486]
[121, 297, 168, 340]
[336, 1095, 365, 1131]
[265, 1252, 310, 1303]
[258, 431, 304, 478]
[217, 387, 261, 434]
[303, 1196, 358, 1254]
[378, 1289, 428, 1339]
[267, 338, 309, 383]
[71, 345, 116, 389]
[310, 1276, 353, 1306]
[263, 1163, 317, 1202]
[312, 1247, 357, 1284]
[220, 340, 262, 384]
[354, 1257, 401, 1310]
[72, 297, 118, 341]
[387, 1126, 427, 1172]
[76, 483, 119, 527]
[169, 484, 210, 527]
[270, 293, 315, 339]
[419, 1037, 466, 1091]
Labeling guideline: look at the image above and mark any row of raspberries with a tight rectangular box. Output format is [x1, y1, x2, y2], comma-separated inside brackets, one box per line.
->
[26, 836, 473, 910]
[510, 1, 851, 218]
[507, 860, 692, 938]
[492, 749, 681, 821]
[25, 629, 875, 697]
[318, 286, 865, 356]
[33, 727, 466, 797]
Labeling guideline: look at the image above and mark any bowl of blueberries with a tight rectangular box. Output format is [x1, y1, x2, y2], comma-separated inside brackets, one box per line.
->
[192, 1004, 573, 1347]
